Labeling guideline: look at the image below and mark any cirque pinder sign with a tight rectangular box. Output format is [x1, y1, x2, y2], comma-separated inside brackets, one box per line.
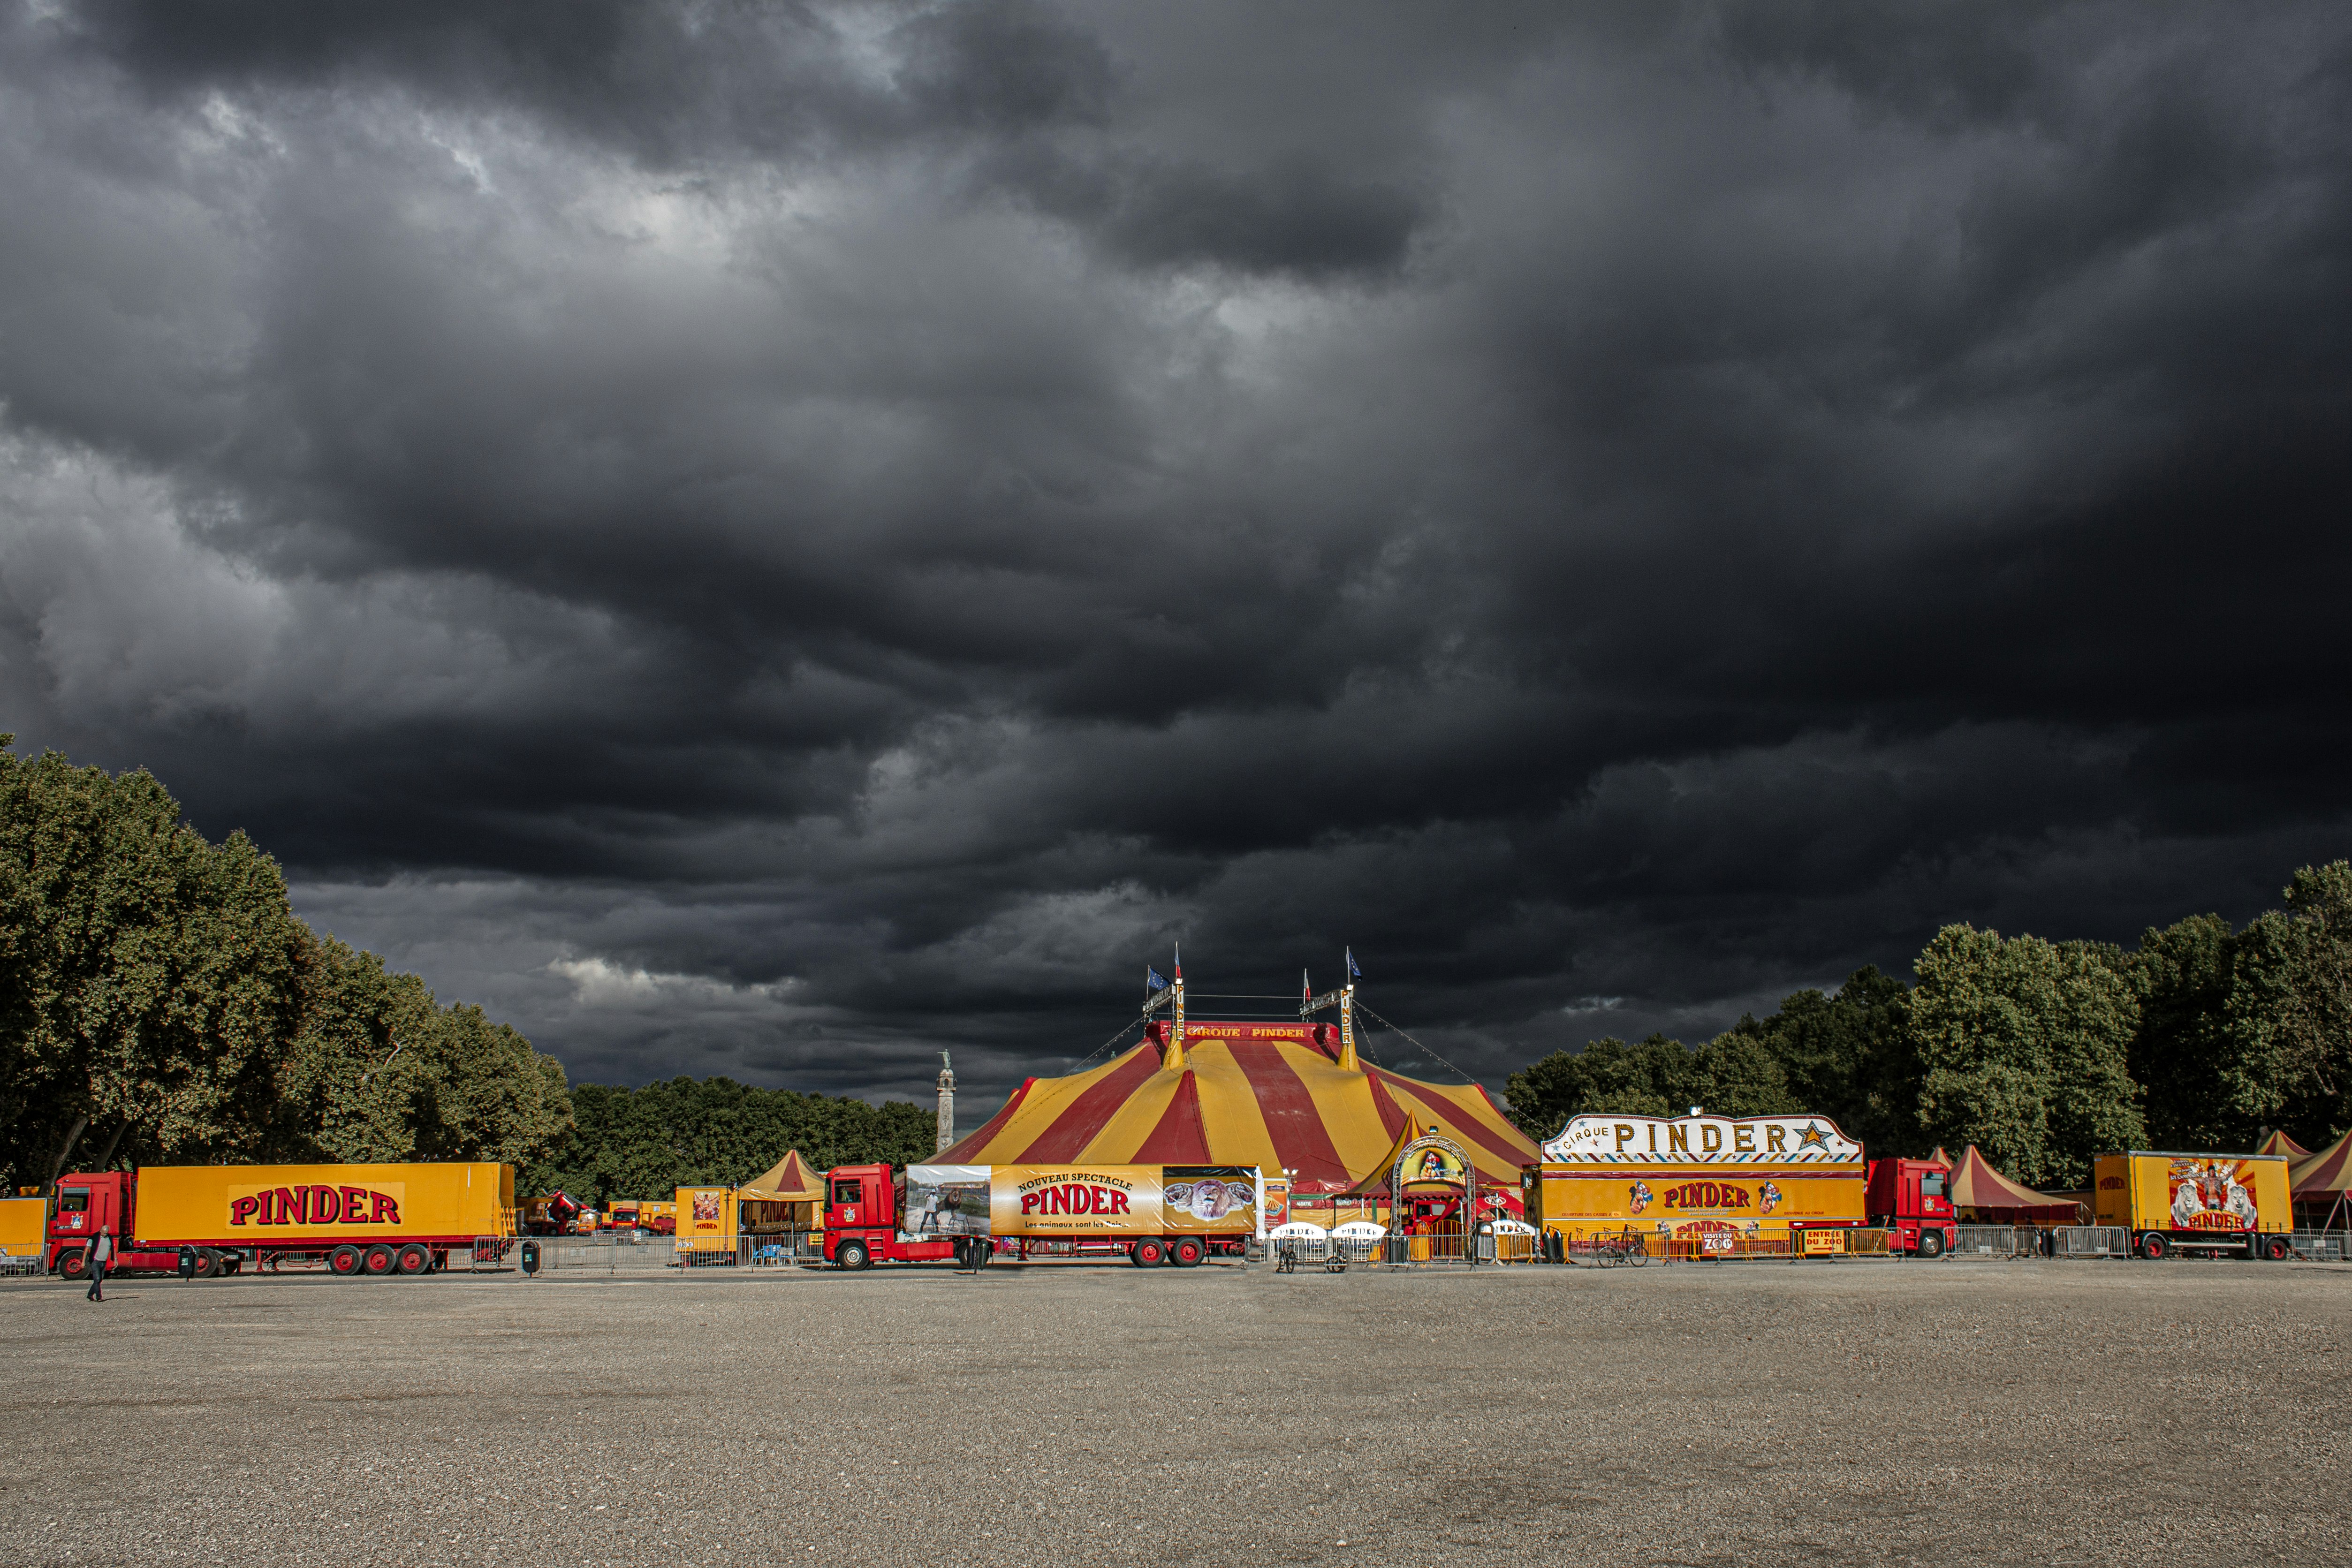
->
[1020, 1180, 1132, 1218]
[228, 1185, 405, 1227]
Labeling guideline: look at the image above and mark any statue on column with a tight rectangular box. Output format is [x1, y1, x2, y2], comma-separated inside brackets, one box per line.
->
[935, 1051, 956, 1152]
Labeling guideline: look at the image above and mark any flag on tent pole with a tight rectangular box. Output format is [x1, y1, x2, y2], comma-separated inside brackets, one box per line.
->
[1146, 966, 1168, 993]
[1174, 943, 1182, 980]
[1346, 948, 1362, 980]
[1302, 969, 1312, 1004]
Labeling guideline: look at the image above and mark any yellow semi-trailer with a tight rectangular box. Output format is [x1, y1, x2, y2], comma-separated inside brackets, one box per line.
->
[44, 1163, 514, 1281]
[2093, 1151, 2294, 1260]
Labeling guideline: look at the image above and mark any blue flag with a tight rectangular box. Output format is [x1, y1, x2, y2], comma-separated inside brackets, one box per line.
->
[1146, 965, 1168, 992]
[1346, 947, 1362, 980]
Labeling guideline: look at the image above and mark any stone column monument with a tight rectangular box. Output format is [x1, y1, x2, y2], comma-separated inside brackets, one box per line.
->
[935, 1050, 956, 1152]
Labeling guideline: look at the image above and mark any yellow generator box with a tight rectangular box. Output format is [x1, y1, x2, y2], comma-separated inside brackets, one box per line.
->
[1530, 1112, 1867, 1249]
[2093, 1151, 2291, 1255]
[137, 1163, 514, 1246]
[0, 1197, 46, 1257]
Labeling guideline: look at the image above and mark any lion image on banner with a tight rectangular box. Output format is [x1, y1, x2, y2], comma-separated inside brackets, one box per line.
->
[2169, 1159, 2257, 1230]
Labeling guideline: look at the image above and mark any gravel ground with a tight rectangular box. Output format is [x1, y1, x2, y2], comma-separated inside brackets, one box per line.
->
[3, 1255, 2347, 1568]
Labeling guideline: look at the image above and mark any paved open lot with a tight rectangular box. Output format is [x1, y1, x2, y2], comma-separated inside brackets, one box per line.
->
[2, 1256, 2346, 1567]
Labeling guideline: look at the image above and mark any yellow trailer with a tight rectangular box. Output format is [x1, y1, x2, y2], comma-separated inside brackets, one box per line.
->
[0, 1197, 46, 1259]
[43, 1163, 512, 1281]
[2093, 1151, 2293, 1260]
[134, 1161, 513, 1245]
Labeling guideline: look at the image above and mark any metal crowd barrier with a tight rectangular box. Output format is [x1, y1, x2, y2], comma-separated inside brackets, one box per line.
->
[1952, 1224, 2037, 1259]
[0, 1252, 44, 1278]
[2048, 1226, 2131, 1258]
[2292, 1231, 2349, 1262]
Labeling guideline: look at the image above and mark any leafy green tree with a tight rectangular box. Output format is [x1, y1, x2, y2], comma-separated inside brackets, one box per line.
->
[1722, 967, 1920, 1154]
[1912, 924, 2144, 1189]
[0, 740, 572, 1190]
[2220, 862, 2352, 1149]
[1503, 1030, 1801, 1136]
[1686, 1028, 1802, 1116]
[280, 938, 573, 1167]
[524, 1078, 935, 1201]
[0, 744, 310, 1189]
[2118, 913, 2240, 1148]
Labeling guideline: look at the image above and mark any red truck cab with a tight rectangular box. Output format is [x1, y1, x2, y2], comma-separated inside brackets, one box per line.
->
[822, 1164, 959, 1270]
[46, 1172, 199, 1278]
[1866, 1158, 1958, 1258]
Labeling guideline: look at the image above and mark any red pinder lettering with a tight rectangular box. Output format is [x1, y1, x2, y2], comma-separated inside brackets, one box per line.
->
[229, 1187, 402, 1226]
[1662, 1182, 1752, 1211]
[1020, 1183, 1131, 1217]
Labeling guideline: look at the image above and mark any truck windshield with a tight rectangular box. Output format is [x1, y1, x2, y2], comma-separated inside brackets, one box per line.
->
[831, 1180, 861, 1205]
[57, 1189, 87, 1212]
[1920, 1171, 1947, 1198]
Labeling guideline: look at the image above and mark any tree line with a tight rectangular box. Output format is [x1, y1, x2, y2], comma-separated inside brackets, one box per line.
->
[0, 742, 579, 1192]
[1503, 862, 2352, 1190]
[527, 1079, 937, 1204]
[0, 742, 938, 1199]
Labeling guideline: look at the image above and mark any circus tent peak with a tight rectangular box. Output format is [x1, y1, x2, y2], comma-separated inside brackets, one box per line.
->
[742, 1148, 825, 1203]
[940, 1021, 1538, 1196]
[2291, 1129, 2352, 1197]
[2256, 1129, 2311, 1162]
[1948, 1145, 2075, 1217]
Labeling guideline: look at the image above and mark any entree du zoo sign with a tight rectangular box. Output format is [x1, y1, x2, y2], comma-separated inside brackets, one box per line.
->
[1541, 1113, 1863, 1166]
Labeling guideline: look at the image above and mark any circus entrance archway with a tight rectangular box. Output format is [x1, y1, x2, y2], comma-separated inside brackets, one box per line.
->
[1388, 1132, 1480, 1265]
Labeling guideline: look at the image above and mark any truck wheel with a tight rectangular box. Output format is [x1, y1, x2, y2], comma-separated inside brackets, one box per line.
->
[2140, 1233, 2169, 1261]
[1172, 1237, 1205, 1267]
[362, 1243, 398, 1276]
[193, 1250, 221, 1279]
[2264, 1235, 2291, 1261]
[58, 1248, 87, 1281]
[1133, 1238, 1165, 1266]
[1916, 1230, 1945, 1260]
[395, 1244, 431, 1277]
[836, 1240, 869, 1271]
[328, 1244, 363, 1277]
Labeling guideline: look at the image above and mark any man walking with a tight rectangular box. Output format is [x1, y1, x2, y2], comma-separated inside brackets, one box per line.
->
[85, 1226, 113, 1302]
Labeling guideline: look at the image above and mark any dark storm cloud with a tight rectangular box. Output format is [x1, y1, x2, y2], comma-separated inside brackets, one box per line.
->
[4, 1, 2349, 1111]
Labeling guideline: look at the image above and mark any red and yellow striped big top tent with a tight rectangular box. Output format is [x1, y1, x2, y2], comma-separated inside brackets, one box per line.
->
[941, 1018, 1539, 1198]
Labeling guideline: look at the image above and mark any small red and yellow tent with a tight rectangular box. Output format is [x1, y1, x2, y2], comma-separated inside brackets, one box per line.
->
[942, 1018, 1539, 1197]
[742, 1148, 825, 1204]
[1949, 1144, 2081, 1223]
[2291, 1130, 2352, 1197]
[2256, 1129, 2311, 1161]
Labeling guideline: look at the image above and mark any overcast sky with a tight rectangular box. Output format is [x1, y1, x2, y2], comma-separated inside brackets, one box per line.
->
[4, 1, 2348, 1113]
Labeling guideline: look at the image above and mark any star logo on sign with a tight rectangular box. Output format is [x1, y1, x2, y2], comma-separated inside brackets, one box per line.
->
[1797, 1122, 1829, 1150]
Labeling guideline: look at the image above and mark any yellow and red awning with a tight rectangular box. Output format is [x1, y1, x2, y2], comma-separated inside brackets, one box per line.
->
[941, 1019, 1540, 1196]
